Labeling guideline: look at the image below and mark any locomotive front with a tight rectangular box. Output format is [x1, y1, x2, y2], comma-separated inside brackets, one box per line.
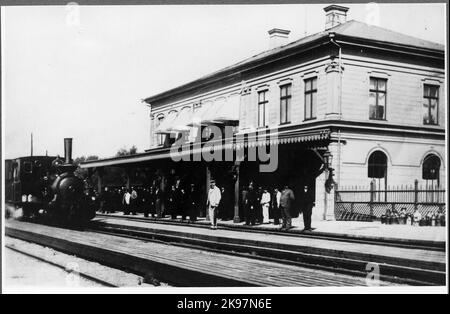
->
[48, 138, 96, 224]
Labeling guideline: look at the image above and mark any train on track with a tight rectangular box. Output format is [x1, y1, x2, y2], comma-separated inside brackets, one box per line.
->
[5, 138, 96, 225]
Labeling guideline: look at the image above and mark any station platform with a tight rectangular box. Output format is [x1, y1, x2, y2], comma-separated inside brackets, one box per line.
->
[6, 215, 446, 286]
[97, 211, 447, 244]
[6, 219, 398, 287]
[91, 213, 446, 285]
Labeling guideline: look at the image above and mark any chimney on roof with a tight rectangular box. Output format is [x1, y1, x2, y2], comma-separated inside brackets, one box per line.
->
[268, 28, 291, 49]
[324, 5, 349, 30]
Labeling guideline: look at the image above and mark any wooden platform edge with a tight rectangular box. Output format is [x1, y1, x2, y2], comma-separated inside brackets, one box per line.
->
[97, 214, 446, 249]
[5, 225, 261, 288]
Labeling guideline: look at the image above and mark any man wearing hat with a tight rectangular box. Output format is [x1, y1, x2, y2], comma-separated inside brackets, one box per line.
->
[280, 184, 295, 230]
[207, 179, 222, 229]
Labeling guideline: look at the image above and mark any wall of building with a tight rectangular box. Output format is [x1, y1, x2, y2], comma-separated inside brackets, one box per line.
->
[336, 133, 446, 188]
[150, 51, 445, 150]
[341, 55, 445, 128]
[227, 57, 332, 132]
[146, 37, 445, 220]
[149, 53, 334, 148]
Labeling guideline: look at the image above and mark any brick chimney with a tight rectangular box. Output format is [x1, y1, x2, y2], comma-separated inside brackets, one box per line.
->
[324, 5, 349, 30]
[268, 28, 291, 49]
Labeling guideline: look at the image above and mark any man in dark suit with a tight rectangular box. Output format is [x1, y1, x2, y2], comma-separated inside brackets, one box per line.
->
[301, 184, 315, 231]
[245, 182, 258, 226]
[148, 186, 156, 218]
[174, 184, 185, 220]
[166, 185, 177, 219]
[271, 188, 281, 225]
[155, 185, 163, 218]
[280, 185, 295, 230]
[180, 184, 189, 221]
[187, 183, 201, 222]
[141, 188, 150, 218]
[256, 186, 263, 224]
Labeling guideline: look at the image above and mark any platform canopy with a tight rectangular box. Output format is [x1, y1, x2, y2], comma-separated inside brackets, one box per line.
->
[80, 127, 331, 169]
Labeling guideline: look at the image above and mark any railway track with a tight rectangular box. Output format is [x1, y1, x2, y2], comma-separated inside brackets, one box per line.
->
[6, 218, 445, 286]
[7, 220, 390, 287]
[95, 213, 445, 252]
[90, 215, 446, 286]
[4, 237, 142, 287]
[6, 246, 115, 287]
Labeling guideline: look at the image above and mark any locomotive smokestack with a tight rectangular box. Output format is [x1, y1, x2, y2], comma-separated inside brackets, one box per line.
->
[64, 138, 73, 164]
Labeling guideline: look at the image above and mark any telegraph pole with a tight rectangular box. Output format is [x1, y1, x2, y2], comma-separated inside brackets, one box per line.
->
[31, 133, 33, 156]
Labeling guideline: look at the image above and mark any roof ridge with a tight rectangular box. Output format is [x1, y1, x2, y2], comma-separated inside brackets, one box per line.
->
[334, 19, 444, 50]
[144, 19, 443, 103]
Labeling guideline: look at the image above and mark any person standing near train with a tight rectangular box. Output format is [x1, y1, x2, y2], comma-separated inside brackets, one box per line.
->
[167, 185, 177, 219]
[155, 185, 163, 218]
[103, 187, 113, 214]
[142, 187, 150, 218]
[256, 186, 263, 224]
[301, 184, 315, 231]
[271, 187, 282, 225]
[280, 184, 295, 230]
[245, 182, 258, 226]
[130, 187, 138, 215]
[173, 182, 184, 220]
[122, 188, 131, 215]
[180, 185, 189, 221]
[260, 188, 271, 224]
[148, 186, 156, 218]
[187, 183, 201, 222]
[207, 180, 221, 229]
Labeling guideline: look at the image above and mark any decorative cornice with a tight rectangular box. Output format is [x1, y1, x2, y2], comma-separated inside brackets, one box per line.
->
[277, 77, 293, 85]
[325, 60, 344, 73]
[255, 84, 270, 92]
[240, 85, 252, 95]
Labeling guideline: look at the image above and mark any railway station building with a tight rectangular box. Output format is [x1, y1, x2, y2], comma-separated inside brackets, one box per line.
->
[81, 5, 445, 222]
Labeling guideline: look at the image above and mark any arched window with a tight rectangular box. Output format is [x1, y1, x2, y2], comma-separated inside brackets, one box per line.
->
[368, 151, 388, 200]
[422, 154, 440, 186]
[368, 151, 387, 179]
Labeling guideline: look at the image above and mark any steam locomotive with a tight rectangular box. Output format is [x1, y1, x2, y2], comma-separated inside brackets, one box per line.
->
[4, 138, 96, 225]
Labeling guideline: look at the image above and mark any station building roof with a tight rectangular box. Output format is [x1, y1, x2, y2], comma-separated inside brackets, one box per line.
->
[143, 20, 444, 105]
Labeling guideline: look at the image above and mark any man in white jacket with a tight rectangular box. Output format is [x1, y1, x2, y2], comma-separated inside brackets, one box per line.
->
[207, 180, 222, 229]
[260, 188, 271, 224]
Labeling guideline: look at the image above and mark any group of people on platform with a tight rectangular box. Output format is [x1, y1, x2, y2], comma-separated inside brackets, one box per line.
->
[97, 181, 205, 222]
[239, 182, 315, 231]
[96, 179, 315, 231]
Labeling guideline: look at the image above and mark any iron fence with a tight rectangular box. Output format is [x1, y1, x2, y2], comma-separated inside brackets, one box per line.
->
[335, 180, 446, 221]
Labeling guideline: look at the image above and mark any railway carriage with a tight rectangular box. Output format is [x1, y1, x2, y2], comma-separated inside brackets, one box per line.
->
[4, 139, 96, 225]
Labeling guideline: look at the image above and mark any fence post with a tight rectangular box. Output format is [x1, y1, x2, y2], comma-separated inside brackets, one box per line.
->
[414, 179, 419, 211]
[369, 180, 374, 217]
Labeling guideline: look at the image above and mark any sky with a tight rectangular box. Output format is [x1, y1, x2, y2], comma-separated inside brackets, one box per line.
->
[1, 3, 446, 159]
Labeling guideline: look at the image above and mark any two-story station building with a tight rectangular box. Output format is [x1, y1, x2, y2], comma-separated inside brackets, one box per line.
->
[82, 5, 445, 222]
